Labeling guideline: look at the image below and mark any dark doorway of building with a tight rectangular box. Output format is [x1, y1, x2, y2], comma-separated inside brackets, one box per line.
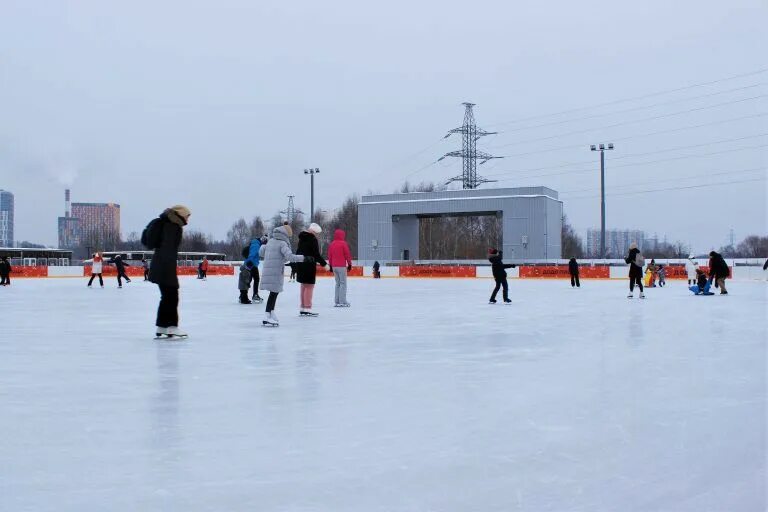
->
[418, 213, 502, 260]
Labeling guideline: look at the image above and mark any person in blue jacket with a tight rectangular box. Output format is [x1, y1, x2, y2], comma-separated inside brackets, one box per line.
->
[689, 268, 714, 295]
[245, 235, 268, 302]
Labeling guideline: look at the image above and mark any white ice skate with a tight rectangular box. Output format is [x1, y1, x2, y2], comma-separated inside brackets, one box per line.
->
[263, 312, 279, 327]
[639, 293, 646, 299]
[627, 292, 634, 299]
[159, 326, 188, 339]
[300, 309, 319, 317]
[334, 302, 351, 308]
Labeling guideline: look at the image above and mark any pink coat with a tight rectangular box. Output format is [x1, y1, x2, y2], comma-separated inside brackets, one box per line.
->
[327, 229, 352, 269]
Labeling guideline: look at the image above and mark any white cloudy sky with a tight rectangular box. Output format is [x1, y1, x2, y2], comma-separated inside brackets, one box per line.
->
[1, 0, 765, 252]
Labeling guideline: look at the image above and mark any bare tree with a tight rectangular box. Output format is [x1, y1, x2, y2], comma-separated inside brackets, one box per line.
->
[561, 215, 584, 258]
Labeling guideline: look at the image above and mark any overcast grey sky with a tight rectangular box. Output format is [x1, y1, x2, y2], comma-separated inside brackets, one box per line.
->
[1, 0, 766, 252]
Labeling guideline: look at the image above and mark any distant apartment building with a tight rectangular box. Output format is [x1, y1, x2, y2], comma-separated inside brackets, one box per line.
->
[71, 202, 121, 248]
[0, 189, 14, 247]
[586, 228, 645, 258]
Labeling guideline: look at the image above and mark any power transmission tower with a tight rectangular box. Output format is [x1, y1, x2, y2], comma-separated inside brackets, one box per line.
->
[281, 195, 304, 224]
[440, 102, 503, 189]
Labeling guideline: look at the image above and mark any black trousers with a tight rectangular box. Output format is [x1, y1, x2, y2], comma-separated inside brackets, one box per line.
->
[490, 278, 509, 301]
[250, 267, 261, 298]
[629, 275, 644, 292]
[117, 270, 131, 286]
[0, 274, 9, 285]
[156, 285, 179, 328]
[88, 273, 104, 286]
[143, 269, 149, 280]
[570, 273, 580, 287]
[265, 291, 279, 312]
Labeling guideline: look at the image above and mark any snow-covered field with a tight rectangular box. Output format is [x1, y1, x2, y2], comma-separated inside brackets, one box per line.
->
[1, 276, 765, 511]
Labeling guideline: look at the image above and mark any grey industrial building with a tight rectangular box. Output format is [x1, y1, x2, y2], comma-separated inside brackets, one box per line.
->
[357, 187, 562, 262]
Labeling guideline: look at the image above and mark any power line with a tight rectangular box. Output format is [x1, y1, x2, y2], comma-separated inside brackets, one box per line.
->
[485, 67, 768, 128]
[561, 175, 766, 200]
[492, 94, 768, 149]
[492, 83, 765, 136]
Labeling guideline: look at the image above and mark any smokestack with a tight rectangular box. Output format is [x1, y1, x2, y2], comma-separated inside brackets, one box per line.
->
[65, 189, 71, 217]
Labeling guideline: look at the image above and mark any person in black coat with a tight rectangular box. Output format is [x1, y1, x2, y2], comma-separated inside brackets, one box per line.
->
[624, 242, 645, 298]
[0, 256, 11, 286]
[373, 260, 381, 279]
[568, 257, 580, 288]
[488, 248, 515, 303]
[144, 205, 190, 337]
[708, 251, 729, 295]
[108, 254, 131, 288]
[295, 223, 327, 315]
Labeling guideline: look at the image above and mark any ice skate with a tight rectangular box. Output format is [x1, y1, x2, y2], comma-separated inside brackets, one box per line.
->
[300, 309, 319, 317]
[252, 295, 264, 304]
[488, 299, 497, 304]
[639, 293, 646, 299]
[155, 327, 167, 338]
[503, 298, 512, 304]
[165, 326, 188, 339]
[263, 312, 279, 327]
[627, 292, 634, 299]
[239, 297, 252, 305]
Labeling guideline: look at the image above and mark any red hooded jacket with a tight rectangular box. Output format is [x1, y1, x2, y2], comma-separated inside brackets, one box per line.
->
[327, 229, 352, 269]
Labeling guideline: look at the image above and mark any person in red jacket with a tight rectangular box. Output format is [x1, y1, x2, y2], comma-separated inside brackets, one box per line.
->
[327, 228, 352, 306]
[200, 256, 209, 280]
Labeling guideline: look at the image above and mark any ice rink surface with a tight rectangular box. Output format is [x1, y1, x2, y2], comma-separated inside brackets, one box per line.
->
[0, 275, 765, 511]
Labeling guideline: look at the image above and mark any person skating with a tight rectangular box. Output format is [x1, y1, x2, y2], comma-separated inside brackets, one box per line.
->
[647, 259, 658, 287]
[289, 263, 297, 283]
[143, 205, 190, 338]
[238, 261, 254, 304]
[690, 268, 714, 295]
[108, 254, 131, 288]
[328, 228, 352, 307]
[488, 248, 515, 303]
[708, 250, 730, 295]
[685, 255, 699, 285]
[0, 256, 11, 286]
[244, 235, 267, 302]
[372, 260, 381, 279]
[625, 242, 645, 298]
[87, 252, 104, 287]
[568, 257, 580, 288]
[295, 223, 328, 317]
[657, 264, 666, 287]
[200, 256, 209, 280]
[259, 223, 308, 326]
[142, 258, 150, 281]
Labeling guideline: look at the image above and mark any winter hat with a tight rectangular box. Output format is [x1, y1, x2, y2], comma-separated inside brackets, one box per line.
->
[307, 223, 322, 235]
[282, 224, 293, 237]
[629, 242, 638, 249]
[168, 205, 191, 225]
[488, 248, 498, 255]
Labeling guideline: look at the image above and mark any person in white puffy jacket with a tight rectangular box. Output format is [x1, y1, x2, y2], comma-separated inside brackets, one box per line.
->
[87, 253, 104, 288]
[685, 255, 699, 285]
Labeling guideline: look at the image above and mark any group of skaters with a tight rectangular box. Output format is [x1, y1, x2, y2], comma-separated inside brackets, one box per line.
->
[487, 243, 733, 302]
[237, 222, 353, 327]
[86, 253, 133, 288]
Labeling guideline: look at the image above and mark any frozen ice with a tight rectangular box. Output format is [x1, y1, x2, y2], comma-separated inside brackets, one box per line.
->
[0, 276, 765, 511]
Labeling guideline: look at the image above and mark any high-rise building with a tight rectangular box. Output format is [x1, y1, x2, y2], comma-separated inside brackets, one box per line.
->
[0, 189, 14, 247]
[71, 202, 121, 249]
[58, 189, 81, 249]
[586, 228, 645, 258]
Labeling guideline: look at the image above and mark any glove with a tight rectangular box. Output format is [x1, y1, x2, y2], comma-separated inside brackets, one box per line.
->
[304, 256, 315, 265]
[347, 264, 352, 272]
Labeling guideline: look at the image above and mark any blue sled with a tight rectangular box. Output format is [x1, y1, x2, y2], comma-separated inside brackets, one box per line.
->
[689, 283, 714, 295]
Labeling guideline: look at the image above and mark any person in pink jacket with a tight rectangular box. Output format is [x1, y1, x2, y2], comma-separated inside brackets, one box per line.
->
[327, 229, 352, 306]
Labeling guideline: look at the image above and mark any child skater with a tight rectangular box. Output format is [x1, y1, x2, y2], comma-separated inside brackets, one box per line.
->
[690, 268, 714, 295]
[259, 223, 309, 326]
[657, 264, 666, 287]
[488, 248, 515, 304]
[87, 252, 104, 288]
[238, 261, 254, 304]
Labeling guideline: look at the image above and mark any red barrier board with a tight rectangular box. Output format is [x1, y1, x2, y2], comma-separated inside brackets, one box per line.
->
[6, 266, 48, 278]
[518, 265, 610, 279]
[316, 266, 363, 277]
[399, 265, 477, 278]
[84, 265, 234, 277]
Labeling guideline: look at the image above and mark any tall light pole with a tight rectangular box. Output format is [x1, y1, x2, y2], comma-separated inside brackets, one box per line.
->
[304, 168, 320, 223]
[590, 143, 614, 258]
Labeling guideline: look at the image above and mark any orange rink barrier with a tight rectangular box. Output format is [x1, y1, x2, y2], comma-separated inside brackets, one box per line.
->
[316, 266, 364, 277]
[83, 266, 234, 277]
[4, 266, 49, 278]
[519, 265, 609, 279]
[399, 265, 477, 278]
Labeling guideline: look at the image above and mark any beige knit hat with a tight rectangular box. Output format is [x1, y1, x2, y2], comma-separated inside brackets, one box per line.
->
[307, 222, 322, 235]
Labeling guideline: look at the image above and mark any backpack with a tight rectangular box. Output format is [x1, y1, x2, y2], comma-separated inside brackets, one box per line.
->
[141, 217, 163, 250]
[241, 245, 250, 259]
[635, 253, 645, 267]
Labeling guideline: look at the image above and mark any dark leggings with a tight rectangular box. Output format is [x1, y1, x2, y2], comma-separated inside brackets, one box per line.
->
[629, 275, 644, 292]
[117, 270, 130, 286]
[490, 278, 509, 301]
[88, 273, 104, 286]
[570, 274, 580, 287]
[251, 267, 261, 297]
[265, 291, 279, 312]
[156, 285, 179, 328]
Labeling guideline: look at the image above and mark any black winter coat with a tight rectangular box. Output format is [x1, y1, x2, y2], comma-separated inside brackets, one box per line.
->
[295, 231, 327, 285]
[108, 256, 130, 273]
[568, 258, 579, 275]
[149, 212, 183, 288]
[489, 253, 515, 280]
[0, 260, 11, 276]
[708, 252, 729, 279]
[625, 248, 643, 278]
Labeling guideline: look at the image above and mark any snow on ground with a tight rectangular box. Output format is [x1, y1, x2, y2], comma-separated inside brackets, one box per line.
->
[0, 276, 765, 512]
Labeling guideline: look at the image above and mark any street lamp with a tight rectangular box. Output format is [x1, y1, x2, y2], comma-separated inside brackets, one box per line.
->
[304, 168, 320, 223]
[590, 143, 614, 259]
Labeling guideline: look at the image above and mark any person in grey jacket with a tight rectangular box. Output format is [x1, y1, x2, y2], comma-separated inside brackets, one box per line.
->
[258, 224, 311, 326]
